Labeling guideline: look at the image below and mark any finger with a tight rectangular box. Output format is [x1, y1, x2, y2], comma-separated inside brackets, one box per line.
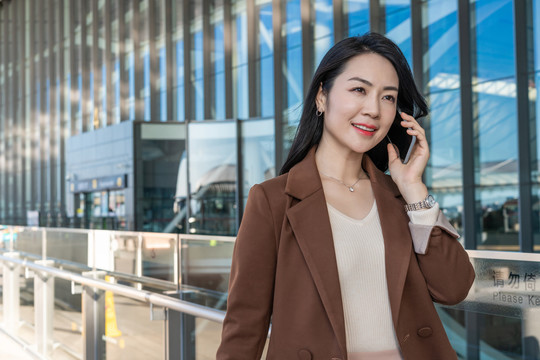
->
[387, 142, 400, 164]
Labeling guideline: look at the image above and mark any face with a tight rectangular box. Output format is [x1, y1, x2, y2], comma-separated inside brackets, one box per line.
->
[316, 52, 399, 156]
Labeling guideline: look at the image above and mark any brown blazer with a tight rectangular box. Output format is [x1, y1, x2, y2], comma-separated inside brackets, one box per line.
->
[217, 148, 475, 360]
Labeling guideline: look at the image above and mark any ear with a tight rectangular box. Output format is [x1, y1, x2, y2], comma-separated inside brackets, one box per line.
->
[315, 83, 326, 112]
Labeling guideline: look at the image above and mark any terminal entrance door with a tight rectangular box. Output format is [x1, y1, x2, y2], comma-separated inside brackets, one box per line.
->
[75, 190, 126, 230]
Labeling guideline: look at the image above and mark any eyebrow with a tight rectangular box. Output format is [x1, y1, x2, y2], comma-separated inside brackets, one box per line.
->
[348, 77, 398, 92]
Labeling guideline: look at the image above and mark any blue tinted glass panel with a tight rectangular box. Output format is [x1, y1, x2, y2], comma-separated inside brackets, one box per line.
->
[425, 90, 463, 234]
[258, 1, 274, 117]
[259, 3, 273, 58]
[176, 40, 185, 121]
[194, 31, 203, 120]
[261, 56, 274, 117]
[128, 54, 135, 121]
[160, 47, 167, 121]
[215, 24, 225, 73]
[385, 1, 412, 67]
[347, 0, 369, 36]
[473, 0, 515, 82]
[215, 72, 225, 119]
[426, 0, 460, 89]
[233, 3, 248, 119]
[144, 53, 151, 120]
[313, 0, 334, 69]
[114, 60, 120, 122]
[101, 66, 107, 126]
[188, 121, 237, 236]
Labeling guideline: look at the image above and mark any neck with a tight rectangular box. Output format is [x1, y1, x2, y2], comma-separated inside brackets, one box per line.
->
[315, 141, 366, 183]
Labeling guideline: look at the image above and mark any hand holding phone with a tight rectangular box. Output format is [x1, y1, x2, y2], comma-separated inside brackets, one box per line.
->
[387, 106, 417, 164]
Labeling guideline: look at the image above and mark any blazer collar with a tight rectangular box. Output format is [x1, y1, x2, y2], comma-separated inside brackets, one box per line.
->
[285, 147, 411, 355]
[285, 147, 401, 200]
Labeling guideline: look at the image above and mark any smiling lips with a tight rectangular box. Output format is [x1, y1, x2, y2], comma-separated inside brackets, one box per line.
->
[352, 123, 377, 136]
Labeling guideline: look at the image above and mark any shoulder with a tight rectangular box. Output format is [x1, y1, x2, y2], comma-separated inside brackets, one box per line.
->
[245, 173, 289, 218]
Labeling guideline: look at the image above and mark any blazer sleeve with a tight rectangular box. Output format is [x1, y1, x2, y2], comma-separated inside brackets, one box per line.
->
[216, 184, 277, 359]
[410, 211, 475, 306]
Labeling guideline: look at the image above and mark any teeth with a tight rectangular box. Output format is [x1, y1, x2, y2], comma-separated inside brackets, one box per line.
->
[353, 124, 375, 132]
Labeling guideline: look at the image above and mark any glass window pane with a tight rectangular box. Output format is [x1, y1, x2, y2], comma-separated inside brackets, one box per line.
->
[312, 0, 334, 69]
[425, 1, 463, 238]
[210, 0, 226, 120]
[190, 0, 204, 120]
[256, 0, 274, 118]
[346, 0, 369, 36]
[385, 0, 412, 66]
[242, 118, 276, 208]
[282, 0, 303, 156]
[472, 0, 518, 250]
[472, 0, 516, 82]
[173, 0, 185, 121]
[232, 0, 248, 119]
[188, 122, 237, 236]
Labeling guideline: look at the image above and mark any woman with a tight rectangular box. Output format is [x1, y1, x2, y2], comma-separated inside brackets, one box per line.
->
[217, 33, 475, 360]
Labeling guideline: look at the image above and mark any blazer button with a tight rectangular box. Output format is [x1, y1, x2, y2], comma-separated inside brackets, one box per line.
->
[298, 349, 312, 360]
[417, 326, 433, 337]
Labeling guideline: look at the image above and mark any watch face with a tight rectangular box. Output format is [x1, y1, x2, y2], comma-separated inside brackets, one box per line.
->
[427, 195, 436, 207]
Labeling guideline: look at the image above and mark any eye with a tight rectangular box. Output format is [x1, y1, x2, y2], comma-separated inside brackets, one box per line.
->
[383, 94, 396, 103]
[352, 87, 366, 94]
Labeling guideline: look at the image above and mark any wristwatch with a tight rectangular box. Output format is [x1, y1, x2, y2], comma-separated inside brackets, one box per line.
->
[404, 194, 436, 212]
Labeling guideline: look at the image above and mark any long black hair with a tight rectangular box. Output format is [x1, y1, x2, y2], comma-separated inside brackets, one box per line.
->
[279, 32, 428, 174]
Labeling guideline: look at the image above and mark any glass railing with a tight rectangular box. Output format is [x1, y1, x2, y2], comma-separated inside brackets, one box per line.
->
[2, 225, 540, 359]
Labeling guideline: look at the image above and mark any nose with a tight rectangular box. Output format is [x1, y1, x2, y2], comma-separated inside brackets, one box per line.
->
[361, 94, 380, 119]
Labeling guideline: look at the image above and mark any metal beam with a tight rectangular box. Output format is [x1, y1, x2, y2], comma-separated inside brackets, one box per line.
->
[514, 0, 534, 253]
[272, 0, 283, 171]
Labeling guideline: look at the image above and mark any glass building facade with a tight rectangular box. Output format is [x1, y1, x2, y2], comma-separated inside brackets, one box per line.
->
[0, 0, 537, 252]
[1, 0, 540, 358]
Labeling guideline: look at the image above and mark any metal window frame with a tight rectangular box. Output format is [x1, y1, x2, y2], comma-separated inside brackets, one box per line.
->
[515, 0, 534, 253]
[272, 0, 283, 170]
[370, 0, 385, 34]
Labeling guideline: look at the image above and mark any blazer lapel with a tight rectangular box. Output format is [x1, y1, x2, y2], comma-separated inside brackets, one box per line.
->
[284, 148, 413, 354]
[363, 157, 412, 330]
[285, 148, 347, 356]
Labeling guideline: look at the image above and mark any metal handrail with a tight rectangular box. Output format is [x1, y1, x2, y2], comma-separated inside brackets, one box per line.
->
[3, 250, 179, 290]
[0, 254, 226, 324]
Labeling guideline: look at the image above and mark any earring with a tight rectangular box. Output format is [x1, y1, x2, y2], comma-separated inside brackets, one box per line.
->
[316, 109, 323, 117]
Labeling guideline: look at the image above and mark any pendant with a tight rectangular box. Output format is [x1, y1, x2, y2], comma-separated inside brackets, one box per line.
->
[349, 187, 354, 192]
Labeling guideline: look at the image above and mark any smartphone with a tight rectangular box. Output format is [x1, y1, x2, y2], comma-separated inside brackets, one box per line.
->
[387, 106, 417, 165]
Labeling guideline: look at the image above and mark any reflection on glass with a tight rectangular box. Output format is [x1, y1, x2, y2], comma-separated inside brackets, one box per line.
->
[346, 0, 369, 36]
[472, 0, 516, 82]
[181, 238, 234, 306]
[256, 0, 274, 117]
[425, 0, 460, 91]
[141, 234, 175, 281]
[385, 0, 412, 66]
[232, 0, 248, 119]
[188, 122, 237, 236]
[282, 0, 303, 156]
[477, 186, 519, 250]
[210, 0, 226, 120]
[138, 126, 186, 233]
[312, 0, 333, 69]
[471, 0, 518, 250]
[242, 118, 276, 208]
[190, 0, 204, 120]
[106, 295, 164, 359]
[173, 0, 185, 121]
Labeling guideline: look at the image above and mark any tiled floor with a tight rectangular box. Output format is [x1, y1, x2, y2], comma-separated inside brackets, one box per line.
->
[0, 331, 34, 360]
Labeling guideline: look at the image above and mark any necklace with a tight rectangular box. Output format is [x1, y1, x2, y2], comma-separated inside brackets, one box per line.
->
[319, 171, 367, 192]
